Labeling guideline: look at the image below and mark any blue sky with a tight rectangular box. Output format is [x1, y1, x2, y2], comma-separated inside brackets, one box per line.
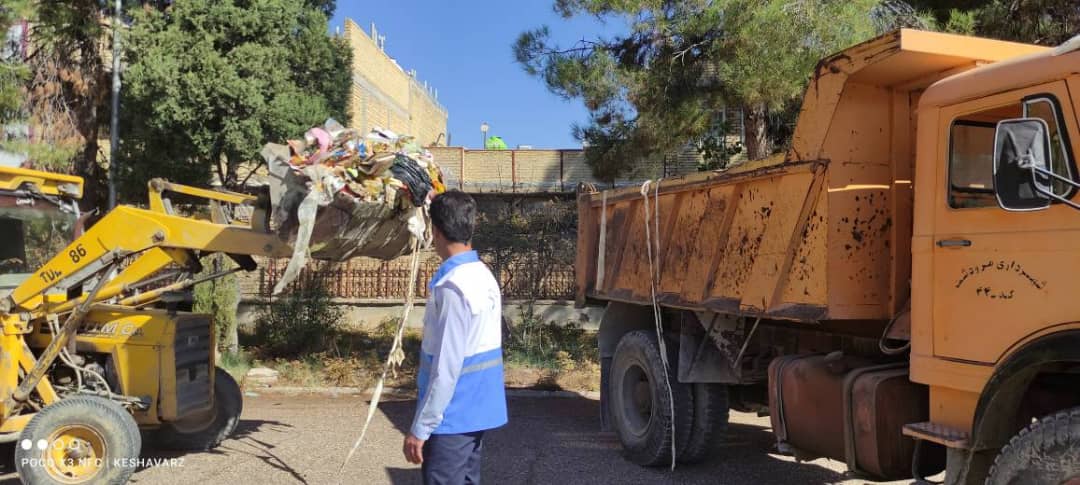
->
[330, 1, 625, 149]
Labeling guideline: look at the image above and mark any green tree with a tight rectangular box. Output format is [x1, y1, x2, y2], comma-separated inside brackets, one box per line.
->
[905, 0, 1079, 45]
[0, 1, 30, 127]
[1, 0, 94, 174]
[515, 0, 879, 179]
[26, 0, 114, 205]
[117, 0, 351, 198]
[0, 0, 110, 195]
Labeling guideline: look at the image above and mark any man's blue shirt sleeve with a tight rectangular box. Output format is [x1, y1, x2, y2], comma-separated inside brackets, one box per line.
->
[410, 283, 471, 440]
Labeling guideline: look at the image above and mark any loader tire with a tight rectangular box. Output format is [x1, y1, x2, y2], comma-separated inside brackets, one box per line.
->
[152, 368, 241, 451]
[609, 330, 693, 467]
[15, 395, 142, 485]
[678, 383, 730, 464]
[986, 406, 1080, 485]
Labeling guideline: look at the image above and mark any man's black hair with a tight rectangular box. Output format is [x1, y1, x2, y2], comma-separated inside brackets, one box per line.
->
[430, 190, 477, 244]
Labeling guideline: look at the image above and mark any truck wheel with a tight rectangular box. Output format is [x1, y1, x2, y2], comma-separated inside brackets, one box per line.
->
[986, 406, 1080, 485]
[152, 367, 242, 451]
[609, 330, 693, 467]
[15, 395, 142, 485]
[678, 383, 730, 464]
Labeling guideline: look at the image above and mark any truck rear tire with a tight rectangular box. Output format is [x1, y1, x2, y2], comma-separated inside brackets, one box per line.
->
[609, 330, 693, 467]
[678, 383, 730, 464]
[151, 367, 242, 451]
[15, 395, 142, 485]
[986, 406, 1080, 485]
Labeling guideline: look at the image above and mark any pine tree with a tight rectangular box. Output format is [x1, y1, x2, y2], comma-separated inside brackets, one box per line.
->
[515, 0, 878, 180]
[907, 0, 1080, 45]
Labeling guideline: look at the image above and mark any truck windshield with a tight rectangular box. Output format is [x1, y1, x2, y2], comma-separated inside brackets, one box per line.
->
[0, 202, 78, 288]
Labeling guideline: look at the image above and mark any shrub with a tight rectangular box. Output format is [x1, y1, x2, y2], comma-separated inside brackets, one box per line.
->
[321, 356, 370, 388]
[253, 274, 344, 358]
[505, 303, 597, 370]
[218, 349, 253, 381]
[193, 254, 240, 354]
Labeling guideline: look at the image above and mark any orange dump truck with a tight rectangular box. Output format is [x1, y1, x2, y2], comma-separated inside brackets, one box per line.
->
[576, 29, 1080, 484]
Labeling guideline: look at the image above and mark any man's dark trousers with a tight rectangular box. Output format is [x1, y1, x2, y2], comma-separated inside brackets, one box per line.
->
[422, 431, 485, 485]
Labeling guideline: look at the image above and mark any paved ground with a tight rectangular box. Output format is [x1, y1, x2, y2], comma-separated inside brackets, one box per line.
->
[0, 392, 922, 485]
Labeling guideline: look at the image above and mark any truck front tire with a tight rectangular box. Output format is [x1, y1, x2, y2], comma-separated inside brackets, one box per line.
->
[151, 367, 242, 451]
[986, 406, 1080, 485]
[15, 395, 142, 485]
[609, 330, 693, 467]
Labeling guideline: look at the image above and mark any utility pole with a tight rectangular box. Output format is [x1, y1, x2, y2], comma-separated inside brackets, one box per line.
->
[107, 0, 121, 209]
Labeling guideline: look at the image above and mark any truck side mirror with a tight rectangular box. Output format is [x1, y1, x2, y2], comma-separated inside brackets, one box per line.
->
[993, 118, 1053, 211]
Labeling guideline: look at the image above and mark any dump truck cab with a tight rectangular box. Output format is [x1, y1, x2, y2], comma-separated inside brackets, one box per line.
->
[909, 36, 1080, 483]
[576, 29, 1080, 484]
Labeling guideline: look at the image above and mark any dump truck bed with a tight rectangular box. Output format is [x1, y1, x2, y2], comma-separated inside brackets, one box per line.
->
[576, 159, 838, 321]
[574, 29, 1047, 325]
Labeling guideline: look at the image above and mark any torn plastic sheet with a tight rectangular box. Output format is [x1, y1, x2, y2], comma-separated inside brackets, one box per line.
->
[272, 189, 426, 294]
[263, 138, 431, 294]
[272, 188, 318, 295]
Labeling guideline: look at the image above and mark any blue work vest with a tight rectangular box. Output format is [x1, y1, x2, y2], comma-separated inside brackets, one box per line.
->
[417, 253, 507, 435]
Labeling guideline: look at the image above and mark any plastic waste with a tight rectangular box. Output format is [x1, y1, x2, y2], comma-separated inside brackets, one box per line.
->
[262, 119, 444, 293]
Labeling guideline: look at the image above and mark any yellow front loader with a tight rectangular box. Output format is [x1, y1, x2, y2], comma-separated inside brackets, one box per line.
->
[0, 166, 292, 484]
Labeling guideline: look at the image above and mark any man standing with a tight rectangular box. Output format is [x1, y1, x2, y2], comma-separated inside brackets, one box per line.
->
[403, 190, 507, 484]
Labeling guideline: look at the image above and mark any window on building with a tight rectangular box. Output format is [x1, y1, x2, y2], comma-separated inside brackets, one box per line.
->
[719, 108, 746, 146]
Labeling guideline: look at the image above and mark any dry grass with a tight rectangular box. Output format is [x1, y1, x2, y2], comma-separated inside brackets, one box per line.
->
[504, 361, 601, 392]
[263, 347, 600, 392]
[553, 361, 601, 392]
[244, 315, 599, 393]
[266, 350, 414, 389]
[271, 359, 322, 387]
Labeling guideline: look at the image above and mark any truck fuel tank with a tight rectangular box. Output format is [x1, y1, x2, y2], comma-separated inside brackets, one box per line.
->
[768, 353, 943, 480]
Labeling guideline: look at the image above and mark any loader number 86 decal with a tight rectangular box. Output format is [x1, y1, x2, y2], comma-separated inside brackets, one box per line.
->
[68, 243, 87, 263]
[37, 243, 88, 283]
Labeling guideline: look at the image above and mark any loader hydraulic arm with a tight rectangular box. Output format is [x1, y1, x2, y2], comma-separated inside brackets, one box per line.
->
[2, 180, 291, 314]
[0, 180, 291, 417]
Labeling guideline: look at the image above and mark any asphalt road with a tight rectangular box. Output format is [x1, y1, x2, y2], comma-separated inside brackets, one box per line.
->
[0, 392, 919, 485]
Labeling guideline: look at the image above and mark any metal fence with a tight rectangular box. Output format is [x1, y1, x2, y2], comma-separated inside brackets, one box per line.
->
[249, 252, 575, 301]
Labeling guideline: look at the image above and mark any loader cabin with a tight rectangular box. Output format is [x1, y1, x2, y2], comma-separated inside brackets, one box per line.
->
[577, 29, 1080, 481]
[0, 167, 83, 292]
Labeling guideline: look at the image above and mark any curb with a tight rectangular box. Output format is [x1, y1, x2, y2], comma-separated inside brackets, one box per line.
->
[245, 385, 599, 400]
[504, 388, 600, 400]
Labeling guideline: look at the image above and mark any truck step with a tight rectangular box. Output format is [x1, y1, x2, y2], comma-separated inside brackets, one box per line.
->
[902, 421, 970, 449]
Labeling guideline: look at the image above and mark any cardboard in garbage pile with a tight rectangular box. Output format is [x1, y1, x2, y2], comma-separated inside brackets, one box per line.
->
[261, 119, 444, 294]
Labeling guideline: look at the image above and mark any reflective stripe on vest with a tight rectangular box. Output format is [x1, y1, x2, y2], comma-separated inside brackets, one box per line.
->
[417, 347, 508, 435]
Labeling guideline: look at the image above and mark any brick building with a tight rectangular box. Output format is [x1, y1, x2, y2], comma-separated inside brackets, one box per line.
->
[343, 19, 447, 147]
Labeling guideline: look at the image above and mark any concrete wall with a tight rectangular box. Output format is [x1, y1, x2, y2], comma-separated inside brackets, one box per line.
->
[428, 147, 608, 193]
[344, 19, 447, 147]
[427, 145, 717, 194]
[237, 299, 604, 333]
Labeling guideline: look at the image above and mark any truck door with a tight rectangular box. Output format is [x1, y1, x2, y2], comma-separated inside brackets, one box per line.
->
[932, 81, 1080, 363]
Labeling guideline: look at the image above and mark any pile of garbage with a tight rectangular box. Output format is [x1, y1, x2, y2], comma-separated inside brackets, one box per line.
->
[261, 119, 443, 293]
